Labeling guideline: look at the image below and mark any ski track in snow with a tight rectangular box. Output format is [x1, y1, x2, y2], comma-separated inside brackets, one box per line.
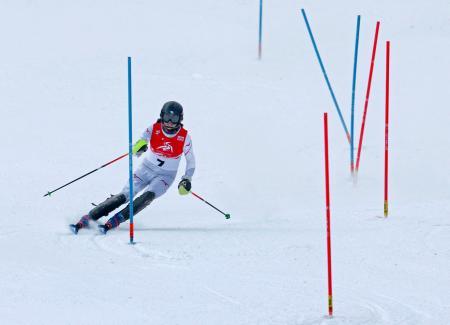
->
[57, 228, 193, 269]
[424, 224, 450, 256]
[298, 292, 429, 325]
[54, 217, 446, 325]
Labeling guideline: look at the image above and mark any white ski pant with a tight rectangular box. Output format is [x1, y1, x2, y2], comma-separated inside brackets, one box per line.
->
[120, 163, 176, 201]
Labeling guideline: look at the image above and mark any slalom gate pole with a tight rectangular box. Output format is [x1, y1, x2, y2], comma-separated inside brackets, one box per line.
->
[190, 191, 231, 219]
[384, 41, 390, 217]
[258, 0, 263, 59]
[43, 153, 128, 197]
[323, 112, 333, 317]
[128, 57, 135, 244]
[301, 8, 350, 143]
[355, 21, 380, 172]
[350, 15, 361, 173]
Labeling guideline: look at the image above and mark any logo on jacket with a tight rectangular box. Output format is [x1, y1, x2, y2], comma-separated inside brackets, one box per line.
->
[157, 142, 173, 152]
[177, 135, 185, 141]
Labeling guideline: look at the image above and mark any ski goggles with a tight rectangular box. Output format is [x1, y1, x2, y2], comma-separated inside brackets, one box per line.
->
[162, 111, 181, 124]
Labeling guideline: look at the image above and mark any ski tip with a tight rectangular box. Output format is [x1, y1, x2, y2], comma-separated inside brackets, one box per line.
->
[225, 213, 231, 219]
[98, 225, 109, 235]
[69, 224, 79, 235]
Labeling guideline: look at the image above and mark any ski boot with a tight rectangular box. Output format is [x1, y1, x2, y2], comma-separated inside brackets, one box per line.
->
[98, 223, 112, 235]
[69, 215, 90, 234]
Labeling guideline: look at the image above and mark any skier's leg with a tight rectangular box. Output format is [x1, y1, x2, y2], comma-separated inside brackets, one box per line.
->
[71, 165, 150, 233]
[147, 174, 176, 199]
[100, 191, 156, 232]
[100, 174, 175, 232]
[70, 194, 127, 234]
[89, 194, 127, 221]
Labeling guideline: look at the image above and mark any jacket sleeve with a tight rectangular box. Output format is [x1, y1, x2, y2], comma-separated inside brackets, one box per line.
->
[141, 125, 153, 142]
[182, 134, 195, 180]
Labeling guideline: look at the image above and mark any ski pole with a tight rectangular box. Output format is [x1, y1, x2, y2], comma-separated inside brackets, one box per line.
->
[43, 153, 128, 197]
[190, 191, 231, 219]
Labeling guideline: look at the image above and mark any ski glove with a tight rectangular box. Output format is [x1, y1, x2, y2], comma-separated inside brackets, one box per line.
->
[132, 139, 148, 157]
[178, 178, 191, 195]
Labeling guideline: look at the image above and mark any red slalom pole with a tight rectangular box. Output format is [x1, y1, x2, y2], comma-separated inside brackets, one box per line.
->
[355, 21, 380, 172]
[323, 112, 333, 317]
[384, 41, 390, 217]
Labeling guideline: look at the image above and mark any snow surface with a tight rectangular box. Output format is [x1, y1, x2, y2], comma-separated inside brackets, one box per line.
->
[1, 0, 449, 324]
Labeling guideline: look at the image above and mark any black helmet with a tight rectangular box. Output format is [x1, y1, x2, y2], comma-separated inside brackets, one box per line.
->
[160, 101, 183, 134]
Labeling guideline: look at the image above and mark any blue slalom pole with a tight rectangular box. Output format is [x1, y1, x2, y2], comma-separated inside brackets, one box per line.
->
[258, 0, 263, 59]
[350, 15, 361, 173]
[128, 57, 135, 244]
[300, 9, 350, 142]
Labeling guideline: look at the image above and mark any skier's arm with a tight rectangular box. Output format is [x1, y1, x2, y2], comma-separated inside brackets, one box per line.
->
[182, 134, 195, 180]
[178, 134, 195, 195]
[132, 125, 153, 156]
[141, 125, 153, 142]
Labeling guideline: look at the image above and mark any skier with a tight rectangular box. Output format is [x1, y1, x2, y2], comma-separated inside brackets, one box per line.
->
[70, 101, 195, 234]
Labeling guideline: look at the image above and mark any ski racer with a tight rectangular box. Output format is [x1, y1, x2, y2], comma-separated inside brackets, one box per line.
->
[70, 101, 195, 234]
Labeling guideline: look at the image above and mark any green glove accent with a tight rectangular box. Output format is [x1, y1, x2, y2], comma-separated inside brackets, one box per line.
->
[178, 179, 191, 195]
[132, 139, 148, 155]
[178, 186, 189, 195]
[178, 186, 190, 195]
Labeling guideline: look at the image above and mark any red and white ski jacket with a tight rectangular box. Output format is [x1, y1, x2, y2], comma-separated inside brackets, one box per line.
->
[140, 122, 195, 178]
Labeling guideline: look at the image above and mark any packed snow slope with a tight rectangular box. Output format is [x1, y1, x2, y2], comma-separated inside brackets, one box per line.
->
[1, 0, 449, 324]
